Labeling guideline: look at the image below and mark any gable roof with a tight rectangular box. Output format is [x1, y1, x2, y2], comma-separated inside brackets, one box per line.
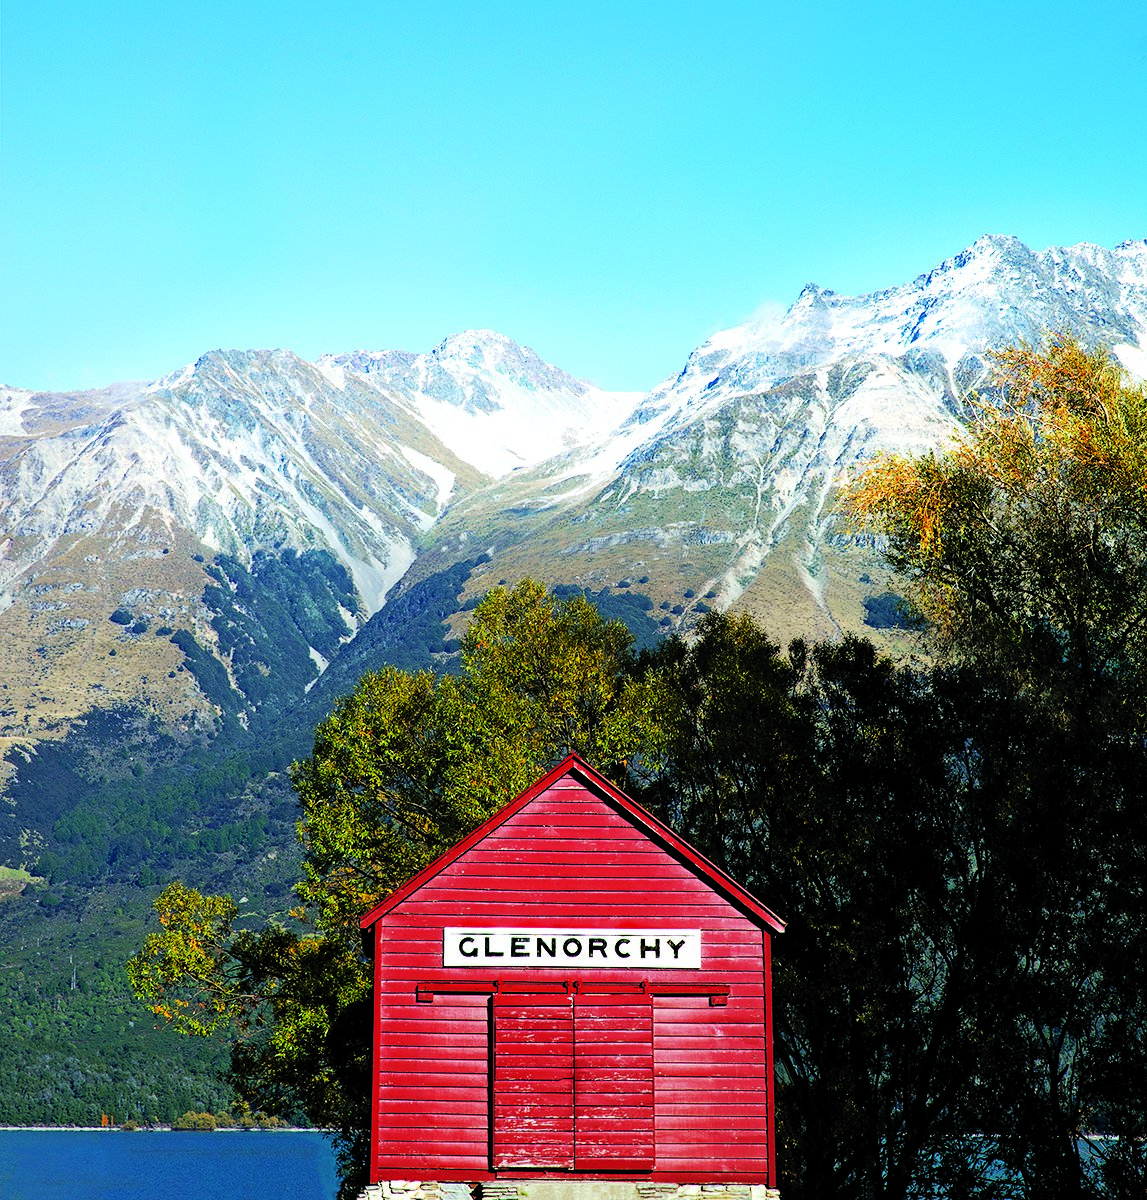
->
[360, 752, 785, 933]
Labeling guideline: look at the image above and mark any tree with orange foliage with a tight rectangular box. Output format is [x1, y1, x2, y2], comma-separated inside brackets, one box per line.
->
[847, 335, 1147, 715]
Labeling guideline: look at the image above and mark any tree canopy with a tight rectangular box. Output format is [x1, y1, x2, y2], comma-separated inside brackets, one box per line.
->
[845, 336, 1147, 1196]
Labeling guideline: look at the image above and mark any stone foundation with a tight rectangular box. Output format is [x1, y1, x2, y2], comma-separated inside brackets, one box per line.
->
[359, 1182, 780, 1200]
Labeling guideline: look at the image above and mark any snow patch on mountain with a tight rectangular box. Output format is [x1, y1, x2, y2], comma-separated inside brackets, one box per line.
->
[553, 236, 1147, 495]
[400, 447, 456, 516]
[0, 350, 442, 617]
[711, 241, 1126, 397]
[0, 389, 35, 436]
[324, 330, 643, 477]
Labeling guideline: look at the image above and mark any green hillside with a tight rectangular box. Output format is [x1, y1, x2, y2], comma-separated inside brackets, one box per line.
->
[0, 565, 664, 1126]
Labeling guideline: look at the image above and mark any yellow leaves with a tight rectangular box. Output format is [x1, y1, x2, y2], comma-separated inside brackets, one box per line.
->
[125, 882, 246, 1038]
[845, 336, 1147, 668]
[986, 336, 1147, 494]
[991, 334, 1129, 427]
[848, 453, 939, 557]
[849, 338, 1147, 568]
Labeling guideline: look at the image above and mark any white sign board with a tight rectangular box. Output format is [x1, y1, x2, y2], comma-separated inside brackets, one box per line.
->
[442, 928, 702, 969]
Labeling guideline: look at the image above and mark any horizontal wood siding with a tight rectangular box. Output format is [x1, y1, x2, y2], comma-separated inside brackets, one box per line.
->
[653, 995, 768, 1174]
[372, 774, 771, 1182]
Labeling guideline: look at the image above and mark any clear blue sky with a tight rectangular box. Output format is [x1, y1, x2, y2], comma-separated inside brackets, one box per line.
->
[3, 1, 1145, 393]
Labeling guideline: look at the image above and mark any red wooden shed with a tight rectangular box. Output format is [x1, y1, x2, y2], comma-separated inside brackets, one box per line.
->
[359, 753, 784, 1189]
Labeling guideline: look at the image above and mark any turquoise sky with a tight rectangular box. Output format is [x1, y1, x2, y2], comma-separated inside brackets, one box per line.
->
[3, 1, 1145, 393]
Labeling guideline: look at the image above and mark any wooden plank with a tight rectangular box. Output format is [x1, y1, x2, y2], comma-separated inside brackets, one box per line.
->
[378, 1100, 488, 1117]
[423, 870, 714, 893]
[377, 1067, 492, 1083]
[376, 1019, 489, 1038]
[375, 1150, 488, 1165]
[653, 1156, 768, 1172]
[378, 1040, 487, 1058]
[379, 1084, 489, 1101]
[383, 916, 752, 936]
[653, 1019, 766, 1035]
[508, 857, 683, 872]
[388, 895, 752, 914]
[654, 1047, 771, 1065]
[479, 838, 667, 856]
[654, 1035, 765, 1052]
[495, 1066, 578, 1085]
[377, 1138, 486, 1155]
[644, 1075, 766, 1097]
[385, 900, 743, 918]
[377, 1114, 486, 1132]
[656, 1115, 768, 1133]
[654, 1002, 766, 1021]
[377, 1055, 487, 1073]
[379, 992, 491, 1013]
[379, 1031, 488, 1049]
[440, 851, 697, 870]
[484, 820, 651, 839]
[379, 1053, 487, 1072]
[656, 1102, 769, 1118]
[652, 1127, 767, 1147]
[578, 1022, 662, 1037]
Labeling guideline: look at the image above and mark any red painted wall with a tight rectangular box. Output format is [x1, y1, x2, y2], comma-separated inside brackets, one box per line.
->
[365, 763, 777, 1185]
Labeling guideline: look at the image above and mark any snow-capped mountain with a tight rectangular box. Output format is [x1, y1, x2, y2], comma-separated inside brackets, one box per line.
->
[323, 330, 640, 476]
[0, 336, 640, 745]
[3, 235, 1146, 759]
[417, 236, 1147, 640]
[626, 235, 1147, 447]
[4, 350, 444, 616]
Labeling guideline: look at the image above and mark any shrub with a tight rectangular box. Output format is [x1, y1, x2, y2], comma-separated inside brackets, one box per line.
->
[862, 592, 921, 631]
[172, 1110, 217, 1131]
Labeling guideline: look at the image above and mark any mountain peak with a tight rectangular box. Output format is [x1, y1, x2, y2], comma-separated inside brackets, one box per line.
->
[427, 330, 588, 391]
[432, 328, 520, 358]
[969, 232, 1026, 254]
[319, 330, 638, 477]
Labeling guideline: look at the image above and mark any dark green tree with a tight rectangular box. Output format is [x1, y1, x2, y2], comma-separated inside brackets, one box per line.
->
[848, 337, 1147, 1197]
[635, 617, 992, 1199]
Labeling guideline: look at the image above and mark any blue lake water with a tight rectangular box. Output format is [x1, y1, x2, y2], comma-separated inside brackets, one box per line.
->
[0, 1130, 339, 1200]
